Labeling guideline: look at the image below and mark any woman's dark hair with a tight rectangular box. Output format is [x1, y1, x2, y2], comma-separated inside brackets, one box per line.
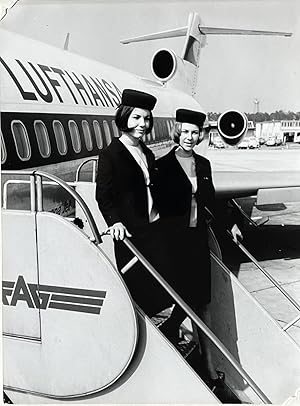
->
[115, 105, 154, 135]
[172, 121, 204, 144]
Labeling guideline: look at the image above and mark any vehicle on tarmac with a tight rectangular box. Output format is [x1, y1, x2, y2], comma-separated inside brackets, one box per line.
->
[266, 137, 276, 146]
[248, 138, 259, 149]
[238, 140, 249, 149]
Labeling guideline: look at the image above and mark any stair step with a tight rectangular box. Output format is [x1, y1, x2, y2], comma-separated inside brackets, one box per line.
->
[174, 339, 198, 358]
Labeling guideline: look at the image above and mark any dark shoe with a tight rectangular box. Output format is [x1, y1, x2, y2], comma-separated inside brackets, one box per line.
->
[159, 319, 181, 344]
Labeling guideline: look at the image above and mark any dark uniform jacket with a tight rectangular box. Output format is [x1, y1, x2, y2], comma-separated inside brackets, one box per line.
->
[154, 147, 237, 231]
[96, 138, 156, 233]
[95, 138, 174, 314]
[154, 147, 215, 230]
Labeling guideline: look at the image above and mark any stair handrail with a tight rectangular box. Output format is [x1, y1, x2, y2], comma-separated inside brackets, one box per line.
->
[226, 230, 300, 313]
[75, 157, 98, 183]
[119, 236, 271, 404]
[1, 169, 270, 402]
[1, 170, 102, 245]
[205, 206, 300, 313]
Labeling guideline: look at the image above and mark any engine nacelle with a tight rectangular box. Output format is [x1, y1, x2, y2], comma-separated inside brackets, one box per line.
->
[151, 48, 184, 83]
[217, 110, 248, 145]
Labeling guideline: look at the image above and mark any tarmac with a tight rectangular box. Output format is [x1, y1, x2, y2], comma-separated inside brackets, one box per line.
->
[228, 199, 300, 347]
[206, 143, 300, 348]
[154, 143, 300, 346]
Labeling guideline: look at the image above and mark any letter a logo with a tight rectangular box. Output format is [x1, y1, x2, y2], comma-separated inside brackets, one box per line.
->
[10, 275, 34, 308]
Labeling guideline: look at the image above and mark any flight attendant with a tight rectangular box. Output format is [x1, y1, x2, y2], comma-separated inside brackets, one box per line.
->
[96, 88, 173, 316]
[154, 108, 242, 384]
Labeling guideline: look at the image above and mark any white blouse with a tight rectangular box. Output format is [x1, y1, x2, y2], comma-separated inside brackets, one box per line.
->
[175, 152, 198, 227]
[120, 138, 159, 223]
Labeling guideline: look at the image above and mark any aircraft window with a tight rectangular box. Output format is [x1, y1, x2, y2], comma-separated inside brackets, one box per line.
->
[53, 120, 67, 155]
[1, 129, 7, 164]
[112, 120, 120, 138]
[93, 120, 103, 149]
[161, 121, 165, 139]
[156, 122, 162, 141]
[82, 120, 93, 151]
[34, 120, 51, 158]
[166, 120, 171, 134]
[11, 120, 31, 161]
[151, 127, 156, 141]
[68, 120, 81, 153]
[103, 120, 112, 146]
[163, 122, 168, 139]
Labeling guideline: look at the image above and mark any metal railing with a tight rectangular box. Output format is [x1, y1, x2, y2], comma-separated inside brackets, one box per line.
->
[230, 198, 269, 228]
[75, 158, 98, 183]
[226, 229, 300, 313]
[119, 236, 271, 404]
[2, 169, 271, 403]
[206, 205, 300, 331]
[2, 170, 102, 245]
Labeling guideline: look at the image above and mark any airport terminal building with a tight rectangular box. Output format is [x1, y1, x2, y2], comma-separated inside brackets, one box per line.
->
[255, 120, 300, 144]
[209, 119, 300, 147]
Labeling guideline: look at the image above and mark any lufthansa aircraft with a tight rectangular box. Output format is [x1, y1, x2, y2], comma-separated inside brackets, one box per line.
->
[2, 12, 300, 406]
[1, 13, 298, 200]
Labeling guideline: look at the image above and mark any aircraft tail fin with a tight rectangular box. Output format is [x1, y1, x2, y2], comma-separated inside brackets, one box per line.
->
[121, 13, 292, 96]
[121, 15, 292, 43]
[121, 13, 206, 67]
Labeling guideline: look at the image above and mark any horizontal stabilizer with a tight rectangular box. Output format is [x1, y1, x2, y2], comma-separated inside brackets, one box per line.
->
[120, 27, 187, 44]
[121, 24, 292, 44]
[199, 26, 292, 37]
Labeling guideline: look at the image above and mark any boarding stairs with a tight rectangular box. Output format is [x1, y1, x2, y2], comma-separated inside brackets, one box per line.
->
[2, 165, 300, 404]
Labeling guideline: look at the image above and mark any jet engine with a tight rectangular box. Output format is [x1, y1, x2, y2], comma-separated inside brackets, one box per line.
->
[217, 110, 248, 145]
[151, 48, 186, 84]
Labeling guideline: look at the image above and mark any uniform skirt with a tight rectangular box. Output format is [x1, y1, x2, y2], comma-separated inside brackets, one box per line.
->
[114, 218, 211, 317]
[165, 224, 211, 310]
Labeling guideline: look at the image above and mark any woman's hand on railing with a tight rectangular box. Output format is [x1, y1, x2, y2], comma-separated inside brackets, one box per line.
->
[106, 222, 132, 241]
[230, 223, 243, 243]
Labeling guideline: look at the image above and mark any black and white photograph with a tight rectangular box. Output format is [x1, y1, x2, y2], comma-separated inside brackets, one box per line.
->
[1, 0, 300, 404]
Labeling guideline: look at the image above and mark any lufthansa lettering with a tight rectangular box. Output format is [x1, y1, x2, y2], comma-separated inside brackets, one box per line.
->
[0, 57, 122, 108]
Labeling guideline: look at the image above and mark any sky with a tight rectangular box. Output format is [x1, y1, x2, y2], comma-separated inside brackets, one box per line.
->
[1, 0, 300, 113]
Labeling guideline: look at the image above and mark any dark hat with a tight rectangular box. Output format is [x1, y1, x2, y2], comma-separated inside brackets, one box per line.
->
[176, 108, 206, 128]
[121, 89, 157, 110]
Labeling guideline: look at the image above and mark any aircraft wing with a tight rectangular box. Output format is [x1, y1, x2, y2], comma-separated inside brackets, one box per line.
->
[208, 148, 300, 202]
[213, 170, 300, 200]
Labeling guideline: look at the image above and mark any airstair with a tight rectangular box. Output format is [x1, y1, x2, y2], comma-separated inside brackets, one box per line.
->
[2, 164, 300, 404]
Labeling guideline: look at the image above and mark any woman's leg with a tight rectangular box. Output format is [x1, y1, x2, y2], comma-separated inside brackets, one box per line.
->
[159, 304, 186, 340]
[195, 304, 219, 380]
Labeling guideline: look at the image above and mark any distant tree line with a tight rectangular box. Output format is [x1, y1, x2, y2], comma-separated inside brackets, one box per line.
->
[208, 111, 300, 122]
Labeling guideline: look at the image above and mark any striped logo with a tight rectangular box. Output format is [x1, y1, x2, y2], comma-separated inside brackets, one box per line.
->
[3, 275, 106, 315]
